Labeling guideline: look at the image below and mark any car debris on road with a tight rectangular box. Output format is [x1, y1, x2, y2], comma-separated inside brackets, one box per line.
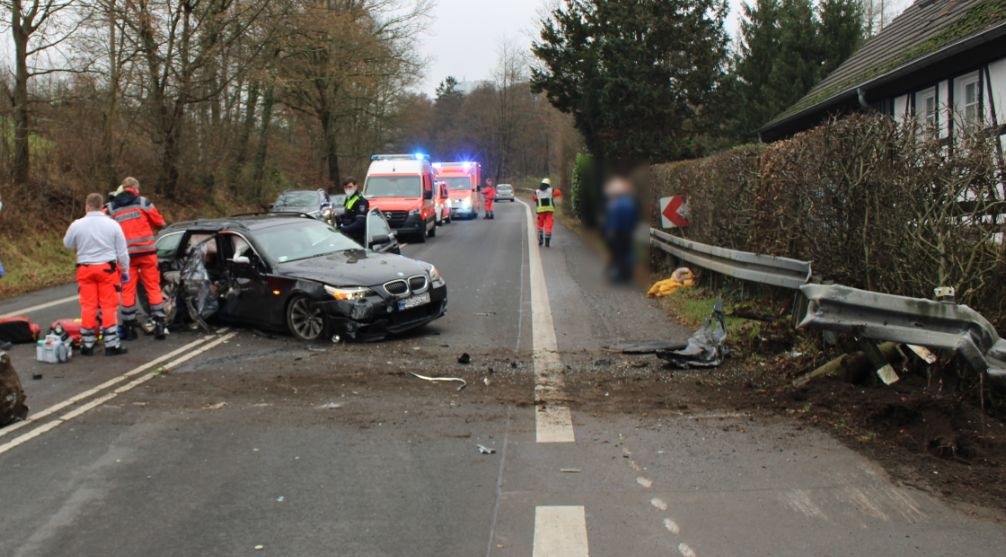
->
[410, 372, 467, 391]
[477, 444, 496, 455]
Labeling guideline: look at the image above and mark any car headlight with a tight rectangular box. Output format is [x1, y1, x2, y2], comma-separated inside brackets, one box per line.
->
[428, 265, 445, 286]
[408, 209, 420, 216]
[324, 285, 371, 301]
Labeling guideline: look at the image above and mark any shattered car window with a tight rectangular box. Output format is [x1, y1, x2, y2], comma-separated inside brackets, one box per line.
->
[255, 221, 360, 263]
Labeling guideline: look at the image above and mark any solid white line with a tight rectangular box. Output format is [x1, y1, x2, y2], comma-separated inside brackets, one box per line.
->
[533, 506, 589, 557]
[0, 332, 222, 439]
[0, 332, 237, 456]
[517, 198, 574, 444]
[0, 295, 78, 319]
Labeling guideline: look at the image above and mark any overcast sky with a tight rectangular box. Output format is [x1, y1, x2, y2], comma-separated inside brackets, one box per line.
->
[417, 0, 913, 96]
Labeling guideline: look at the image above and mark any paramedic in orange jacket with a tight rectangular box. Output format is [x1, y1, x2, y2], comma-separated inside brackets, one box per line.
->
[108, 177, 168, 340]
[482, 178, 496, 220]
[64, 193, 130, 356]
[532, 178, 561, 247]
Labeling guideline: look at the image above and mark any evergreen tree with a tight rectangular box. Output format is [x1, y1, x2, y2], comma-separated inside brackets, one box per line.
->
[531, 0, 730, 168]
[817, 0, 865, 78]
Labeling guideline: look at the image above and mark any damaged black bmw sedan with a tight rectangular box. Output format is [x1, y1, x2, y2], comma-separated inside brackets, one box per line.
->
[154, 214, 446, 341]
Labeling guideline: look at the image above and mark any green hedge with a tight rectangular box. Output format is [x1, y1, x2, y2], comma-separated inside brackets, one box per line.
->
[650, 113, 1006, 331]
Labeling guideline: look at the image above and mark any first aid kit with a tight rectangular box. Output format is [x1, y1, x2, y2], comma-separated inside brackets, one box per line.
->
[36, 333, 72, 364]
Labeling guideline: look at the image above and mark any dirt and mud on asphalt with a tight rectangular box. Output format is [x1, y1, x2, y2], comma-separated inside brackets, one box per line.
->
[130, 324, 1006, 519]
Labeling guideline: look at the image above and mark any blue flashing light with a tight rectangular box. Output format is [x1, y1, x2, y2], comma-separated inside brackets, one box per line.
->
[414, 152, 428, 160]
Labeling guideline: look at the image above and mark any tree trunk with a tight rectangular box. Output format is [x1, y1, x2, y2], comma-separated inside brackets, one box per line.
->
[11, 8, 31, 185]
[321, 110, 340, 186]
[228, 82, 260, 192]
[253, 86, 275, 198]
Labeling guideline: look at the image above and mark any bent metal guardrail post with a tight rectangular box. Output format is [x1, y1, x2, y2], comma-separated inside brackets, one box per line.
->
[649, 228, 812, 290]
[798, 284, 1006, 379]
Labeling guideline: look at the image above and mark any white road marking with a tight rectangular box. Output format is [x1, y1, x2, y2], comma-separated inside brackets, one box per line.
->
[0, 332, 222, 439]
[0, 332, 237, 456]
[0, 294, 78, 318]
[636, 477, 652, 488]
[517, 198, 574, 443]
[663, 517, 680, 535]
[533, 506, 589, 557]
[678, 542, 697, 557]
[650, 497, 668, 511]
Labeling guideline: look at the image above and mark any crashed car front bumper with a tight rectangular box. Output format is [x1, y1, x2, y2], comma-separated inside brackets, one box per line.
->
[318, 284, 447, 340]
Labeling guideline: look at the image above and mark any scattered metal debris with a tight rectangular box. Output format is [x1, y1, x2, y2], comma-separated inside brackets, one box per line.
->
[457, 353, 471, 365]
[657, 299, 728, 368]
[410, 372, 467, 391]
[604, 340, 688, 354]
[477, 444, 496, 455]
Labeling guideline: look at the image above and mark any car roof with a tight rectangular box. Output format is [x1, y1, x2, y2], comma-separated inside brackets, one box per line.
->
[163, 214, 319, 234]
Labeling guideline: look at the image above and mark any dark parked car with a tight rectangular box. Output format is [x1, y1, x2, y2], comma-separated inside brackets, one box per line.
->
[270, 189, 330, 218]
[154, 214, 443, 341]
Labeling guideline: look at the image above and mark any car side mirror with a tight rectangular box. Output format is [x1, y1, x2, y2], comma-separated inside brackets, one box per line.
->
[369, 234, 390, 247]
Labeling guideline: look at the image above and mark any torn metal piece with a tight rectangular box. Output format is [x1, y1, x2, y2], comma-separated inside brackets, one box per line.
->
[477, 444, 496, 455]
[656, 299, 728, 368]
[410, 372, 467, 391]
[906, 344, 938, 364]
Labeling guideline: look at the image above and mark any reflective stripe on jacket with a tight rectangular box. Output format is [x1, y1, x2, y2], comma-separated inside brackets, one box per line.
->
[533, 187, 559, 213]
[110, 194, 166, 255]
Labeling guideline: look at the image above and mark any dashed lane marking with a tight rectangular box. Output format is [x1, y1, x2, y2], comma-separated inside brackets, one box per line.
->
[533, 506, 589, 557]
[516, 198, 574, 443]
[678, 543, 697, 557]
[0, 332, 237, 456]
[0, 331, 224, 439]
[0, 295, 78, 319]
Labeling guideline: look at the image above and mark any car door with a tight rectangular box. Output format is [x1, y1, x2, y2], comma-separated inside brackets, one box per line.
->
[365, 209, 400, 254]
[221, 232, 276, 325]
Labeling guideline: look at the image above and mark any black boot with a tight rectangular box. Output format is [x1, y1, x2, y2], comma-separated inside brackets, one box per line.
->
[538, 233, 544, 246]
[123, 321, 139, 341]
[105, 345, 128, 356]
[545, 237, 551, 248]
[153, 318, 168, 340]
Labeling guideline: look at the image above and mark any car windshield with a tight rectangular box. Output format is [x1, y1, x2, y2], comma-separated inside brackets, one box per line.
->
[273, 191, 321, 210]
[441, 177, 472, 191]
[254, 221, 360, 262]
[364, 176, 421, 198]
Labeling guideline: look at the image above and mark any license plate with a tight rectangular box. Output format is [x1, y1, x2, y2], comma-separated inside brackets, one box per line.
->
[398, 292, 430, 311]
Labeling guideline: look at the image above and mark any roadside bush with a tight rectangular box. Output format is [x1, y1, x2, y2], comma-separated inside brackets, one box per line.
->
[650, 113, 1006, 332]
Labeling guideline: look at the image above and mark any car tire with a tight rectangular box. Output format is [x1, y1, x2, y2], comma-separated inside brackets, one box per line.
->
[428, 221, 436, 238]
[286, 295, 326, 341]
[415, 229, 427, 243]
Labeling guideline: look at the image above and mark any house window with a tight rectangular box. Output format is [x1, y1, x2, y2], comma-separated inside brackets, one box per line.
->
[915, 88, 938, 138]
[959, 74, 981, 126]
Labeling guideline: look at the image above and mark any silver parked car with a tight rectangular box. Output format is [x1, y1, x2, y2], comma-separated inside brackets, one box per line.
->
[495, 183, 515, 202]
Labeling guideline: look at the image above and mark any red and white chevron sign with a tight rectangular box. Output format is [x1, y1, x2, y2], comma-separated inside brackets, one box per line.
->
[659, 195, 689, 229]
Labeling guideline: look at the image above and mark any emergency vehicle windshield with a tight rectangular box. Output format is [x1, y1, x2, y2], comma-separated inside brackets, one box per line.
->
[364, 176, 421, 198]
[441, 177, 473, 191]
[255, 221, 360, 263]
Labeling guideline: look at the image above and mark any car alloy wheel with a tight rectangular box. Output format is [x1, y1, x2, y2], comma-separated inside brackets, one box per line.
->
[287, 296, 326, 341]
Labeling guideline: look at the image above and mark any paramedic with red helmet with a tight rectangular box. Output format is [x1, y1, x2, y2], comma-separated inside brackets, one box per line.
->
[532, 178, 561, 247]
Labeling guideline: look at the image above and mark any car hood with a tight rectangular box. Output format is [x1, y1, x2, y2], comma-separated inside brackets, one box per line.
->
[277, 250, 431, 288]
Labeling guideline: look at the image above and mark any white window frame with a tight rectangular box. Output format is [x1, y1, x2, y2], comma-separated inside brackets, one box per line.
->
[957, 72, 981, 127]
[914, 87, 939, 138]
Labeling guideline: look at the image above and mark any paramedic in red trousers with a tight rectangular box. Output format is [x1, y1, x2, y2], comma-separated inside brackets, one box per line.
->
[108, 177, 168, 340]
[532, 178, 561, 247]
[482, 178, 496, 220]
[63, 193, 130, 356]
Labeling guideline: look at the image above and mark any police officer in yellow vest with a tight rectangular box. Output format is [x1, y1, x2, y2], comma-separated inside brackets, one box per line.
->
[338, 177, 369, 245]
[532, 178, 562, 247]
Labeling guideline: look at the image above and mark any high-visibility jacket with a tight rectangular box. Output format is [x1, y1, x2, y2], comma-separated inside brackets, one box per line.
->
[533, 187, 560, 213]
[108, 190, 166, 256]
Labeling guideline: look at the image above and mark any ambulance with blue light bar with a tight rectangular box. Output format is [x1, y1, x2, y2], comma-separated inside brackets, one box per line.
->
[432, 161, 481, 219]
[364, 154, 438, 242]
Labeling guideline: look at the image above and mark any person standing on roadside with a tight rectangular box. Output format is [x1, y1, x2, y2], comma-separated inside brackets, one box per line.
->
[64, 193, 130, 356]
[482, 178, 496, 220]
[603, 176, 639, 283]
[532, 178, 562, 247]
[108, 177, 168, 340]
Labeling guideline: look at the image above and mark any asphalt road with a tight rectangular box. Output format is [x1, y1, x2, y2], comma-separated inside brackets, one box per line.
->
[1, 202, 1003, 556]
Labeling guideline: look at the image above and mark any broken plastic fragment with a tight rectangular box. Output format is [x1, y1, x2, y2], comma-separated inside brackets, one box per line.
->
[477, 444, 496, 455]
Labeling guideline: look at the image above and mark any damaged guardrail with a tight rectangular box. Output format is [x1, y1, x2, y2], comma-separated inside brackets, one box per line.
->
[649, 229, 812, 290]
[798, 284, 1006, 379]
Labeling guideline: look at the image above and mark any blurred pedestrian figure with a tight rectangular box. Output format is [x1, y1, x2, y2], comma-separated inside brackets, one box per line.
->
[482, 178, 496, 219]
[533, 178, 562, 247]
[64, 193, 130, 356]
[108, 177, 168, 339]
[603, 176, 639, 283]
